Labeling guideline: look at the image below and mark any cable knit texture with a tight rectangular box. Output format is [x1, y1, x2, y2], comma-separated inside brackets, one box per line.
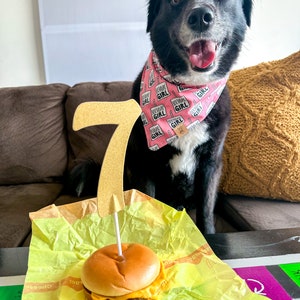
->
[220, 51, 300, 202]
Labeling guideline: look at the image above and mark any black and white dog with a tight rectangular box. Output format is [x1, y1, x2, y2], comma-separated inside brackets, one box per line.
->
[70, 0, 252, 234]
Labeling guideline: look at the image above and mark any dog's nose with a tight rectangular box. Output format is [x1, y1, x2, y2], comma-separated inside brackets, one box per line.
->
[188, 7, 214, 32]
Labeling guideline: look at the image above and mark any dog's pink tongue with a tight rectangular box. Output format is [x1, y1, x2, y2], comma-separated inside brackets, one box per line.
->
[189, 41, 216, 69]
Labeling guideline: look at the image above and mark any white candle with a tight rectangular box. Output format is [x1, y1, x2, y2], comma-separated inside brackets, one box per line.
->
[113, 211, 123, 258]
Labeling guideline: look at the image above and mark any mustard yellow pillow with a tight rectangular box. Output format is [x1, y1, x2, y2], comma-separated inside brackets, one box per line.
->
[220, 51, 300, 201]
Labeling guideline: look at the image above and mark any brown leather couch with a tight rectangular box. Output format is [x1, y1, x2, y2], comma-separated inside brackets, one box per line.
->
[1, 78, 299, 248]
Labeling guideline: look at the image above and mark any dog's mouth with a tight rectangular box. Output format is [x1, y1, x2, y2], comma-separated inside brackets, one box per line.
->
[186, 40, 219, 72]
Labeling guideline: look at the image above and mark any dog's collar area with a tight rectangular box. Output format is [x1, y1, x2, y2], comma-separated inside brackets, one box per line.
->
[139, 50, 227, 151]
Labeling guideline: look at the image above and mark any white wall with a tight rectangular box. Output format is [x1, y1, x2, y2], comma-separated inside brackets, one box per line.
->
[0, 0, 45, 87]
[38, 0, 151, 85]
[0, 0, 299, 88]
[235, 0, 300, 70]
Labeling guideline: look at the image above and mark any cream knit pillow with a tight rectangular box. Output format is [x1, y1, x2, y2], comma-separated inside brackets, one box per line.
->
[220, 51, 300, 201]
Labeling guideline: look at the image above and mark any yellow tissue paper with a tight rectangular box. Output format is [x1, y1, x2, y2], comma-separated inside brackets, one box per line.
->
[22, 190, 266, 299]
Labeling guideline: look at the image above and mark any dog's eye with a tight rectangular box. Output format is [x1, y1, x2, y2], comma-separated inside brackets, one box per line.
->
[170, 0, 182, 6]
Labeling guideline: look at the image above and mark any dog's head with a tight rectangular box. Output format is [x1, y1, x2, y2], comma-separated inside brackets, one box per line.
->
[146, 0, 252, 85]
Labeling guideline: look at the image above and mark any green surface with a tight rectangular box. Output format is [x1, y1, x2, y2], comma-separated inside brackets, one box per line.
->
[0, 285, 23, 300]
[279, 263, 300, 287]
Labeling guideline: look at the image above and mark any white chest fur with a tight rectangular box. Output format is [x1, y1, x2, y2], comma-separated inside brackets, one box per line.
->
[169, 122, 210, 179]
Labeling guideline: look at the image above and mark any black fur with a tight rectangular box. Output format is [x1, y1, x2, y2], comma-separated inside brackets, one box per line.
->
[69, 0, 252, 234]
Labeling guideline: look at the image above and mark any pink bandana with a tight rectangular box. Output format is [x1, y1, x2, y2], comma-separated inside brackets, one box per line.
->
[140, 50, 227, 151]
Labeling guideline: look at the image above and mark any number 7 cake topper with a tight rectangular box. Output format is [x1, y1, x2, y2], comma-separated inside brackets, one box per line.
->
[72, 99, 141, 216]
[72, 100, 141, 256]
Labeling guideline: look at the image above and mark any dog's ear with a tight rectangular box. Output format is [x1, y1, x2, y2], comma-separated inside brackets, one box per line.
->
[147, 0, 161, 32]
[243, 0, 253, 27]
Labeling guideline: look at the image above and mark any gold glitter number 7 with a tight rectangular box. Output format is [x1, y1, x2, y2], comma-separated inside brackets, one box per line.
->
[72, 99, 141, 217]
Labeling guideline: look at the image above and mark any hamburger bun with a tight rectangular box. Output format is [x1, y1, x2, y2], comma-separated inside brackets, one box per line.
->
[81, 243, 162, 298]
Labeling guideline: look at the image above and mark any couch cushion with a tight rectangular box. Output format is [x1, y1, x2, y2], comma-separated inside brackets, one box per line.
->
[65, 81, 133, 168]
[220, 194, 300, 231]
[220, 51, 300, 201]
[0, 183, 63, 247]
[0, 84, 69, 184]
